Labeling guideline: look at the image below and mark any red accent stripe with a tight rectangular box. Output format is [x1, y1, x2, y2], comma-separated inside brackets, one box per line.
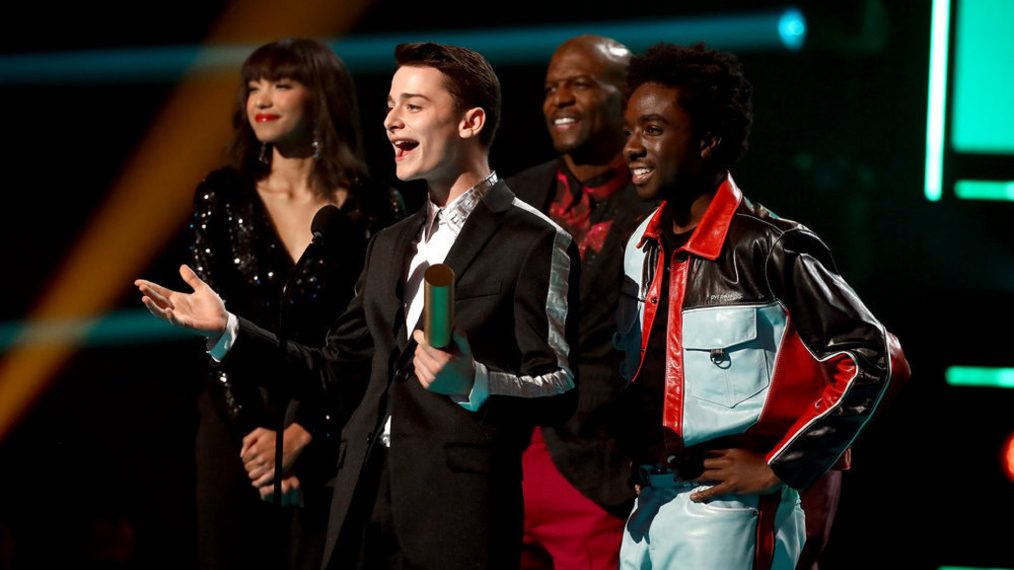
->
[638, 201, 668, 247]
[755, 319, 824, 441]
[755, 318, 860, 463]
[753, 491, 781, 570]
[662, 251, 689, 442]
[631, 175, 745, 445]
[683, 176, 743, 260]
[632, 237, 668, 381]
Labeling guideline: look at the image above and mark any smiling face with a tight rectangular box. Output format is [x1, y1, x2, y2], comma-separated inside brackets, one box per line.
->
[542, 43, 625, 158]
[384, 65, 467, 184]
[245, 77, 313, 149]
[624, 82, 707, 202]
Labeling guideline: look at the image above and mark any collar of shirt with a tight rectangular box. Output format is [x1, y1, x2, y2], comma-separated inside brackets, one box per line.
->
[403, 170, 500, 341]
[555, 158, 630, 203]
[423, 170, 499, 241]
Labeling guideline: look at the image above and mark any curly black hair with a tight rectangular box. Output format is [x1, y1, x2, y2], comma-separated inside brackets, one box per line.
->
[627, 42, 753, 168]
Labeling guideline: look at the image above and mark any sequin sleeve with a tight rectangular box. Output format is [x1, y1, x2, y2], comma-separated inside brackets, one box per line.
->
[189, 171, 272, 435]
[190, 177, 224, 291]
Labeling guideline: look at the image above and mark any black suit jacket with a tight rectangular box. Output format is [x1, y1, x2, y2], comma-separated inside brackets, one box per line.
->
[508, 160, 654, 517]
[225, 180, 580, 569]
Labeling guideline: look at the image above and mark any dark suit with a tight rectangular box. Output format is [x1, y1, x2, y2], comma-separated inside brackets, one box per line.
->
[508, 160, 654, 517]
[224, 179, 580, 570]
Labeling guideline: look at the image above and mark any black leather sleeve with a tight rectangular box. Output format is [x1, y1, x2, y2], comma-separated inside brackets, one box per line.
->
[764, 228, 892, 489]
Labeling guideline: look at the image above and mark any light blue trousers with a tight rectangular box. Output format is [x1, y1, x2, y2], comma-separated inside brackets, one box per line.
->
[620, 474, 805, 569]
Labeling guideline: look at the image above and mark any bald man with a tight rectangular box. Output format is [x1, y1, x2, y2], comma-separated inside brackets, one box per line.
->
[507, 35, 654, 570]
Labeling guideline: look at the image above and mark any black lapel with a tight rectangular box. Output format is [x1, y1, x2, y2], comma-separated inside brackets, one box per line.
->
[400, 180, 515, 346]
[388, 207, 426, 346]
[508, 159, 557, 212]
[440, 179, 515, 293]
[529, 161, 558, 212]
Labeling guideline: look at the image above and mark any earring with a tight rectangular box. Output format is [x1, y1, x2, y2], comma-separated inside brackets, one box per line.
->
[312, 139, 322, 160]
[258, 143, 270, 165]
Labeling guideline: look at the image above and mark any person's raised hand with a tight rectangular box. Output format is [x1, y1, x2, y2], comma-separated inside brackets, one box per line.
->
[135, 264, 228, 336]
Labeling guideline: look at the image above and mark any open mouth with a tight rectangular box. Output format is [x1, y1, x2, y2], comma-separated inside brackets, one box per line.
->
[392, 139, 419, 160]
[630, 166, 654, 184]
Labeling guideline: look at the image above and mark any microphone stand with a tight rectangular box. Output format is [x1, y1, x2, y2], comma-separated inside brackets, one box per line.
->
[274, 289, 290, 509]
[274, 230, 326, 509]
[271, 205, 345, 570]
[272, 271, 301, 570]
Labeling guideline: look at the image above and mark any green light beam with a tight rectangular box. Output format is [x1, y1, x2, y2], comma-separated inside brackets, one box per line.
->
[945, 367, 1014, 389]
[955, 180, 1014, 201]
[925, 0, 951, 201]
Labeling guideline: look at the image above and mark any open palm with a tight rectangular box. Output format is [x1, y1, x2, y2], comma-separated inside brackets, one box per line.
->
[135, 264, 229, 336]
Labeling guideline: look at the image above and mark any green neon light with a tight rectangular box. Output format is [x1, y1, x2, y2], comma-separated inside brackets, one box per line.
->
[0, 9, 805, 84]
[951, 0, 1014, 153]
[925, 0, 951, 201]
[955, 180, 1014, 201]
[0, 310, 194, 350]
[946, 367, 1014, 389]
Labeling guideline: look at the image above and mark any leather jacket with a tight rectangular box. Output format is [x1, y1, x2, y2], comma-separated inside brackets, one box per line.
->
[616, 175, 896, 490]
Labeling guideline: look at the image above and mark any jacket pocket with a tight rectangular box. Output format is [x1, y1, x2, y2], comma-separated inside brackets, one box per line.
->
[682, 305, 773, 409]
[456, 281, 502, 300]
[681, 303, 787, 446]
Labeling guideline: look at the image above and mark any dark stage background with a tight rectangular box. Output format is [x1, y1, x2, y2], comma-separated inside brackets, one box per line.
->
[0, 1, 1011, 568]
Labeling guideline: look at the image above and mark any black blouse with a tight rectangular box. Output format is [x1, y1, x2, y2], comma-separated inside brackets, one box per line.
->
[190, 167, 402, 442]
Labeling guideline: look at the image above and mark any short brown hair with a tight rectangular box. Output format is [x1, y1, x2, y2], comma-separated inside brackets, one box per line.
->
[395, 42, 501, 147]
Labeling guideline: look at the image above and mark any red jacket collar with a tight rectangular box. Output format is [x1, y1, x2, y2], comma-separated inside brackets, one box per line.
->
[638, 174, 743, 260]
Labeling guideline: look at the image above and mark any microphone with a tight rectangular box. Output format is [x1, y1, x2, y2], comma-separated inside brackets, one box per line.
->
[284, 205, 352, 307]
[310, 204, 351, 247]
[272, 203, 351, 509]
[423, 264, 455, 348]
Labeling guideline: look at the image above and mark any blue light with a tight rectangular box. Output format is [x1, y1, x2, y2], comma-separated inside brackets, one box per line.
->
[0, 9, 807, 84]
[778, 8, 808, 51]
[0, 310, 194, 350]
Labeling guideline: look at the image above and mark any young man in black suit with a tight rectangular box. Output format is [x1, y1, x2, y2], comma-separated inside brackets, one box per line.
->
[137, 42, 580, 570]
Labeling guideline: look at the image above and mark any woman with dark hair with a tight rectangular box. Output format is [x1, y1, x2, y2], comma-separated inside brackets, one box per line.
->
[190, 37, 402, 570]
